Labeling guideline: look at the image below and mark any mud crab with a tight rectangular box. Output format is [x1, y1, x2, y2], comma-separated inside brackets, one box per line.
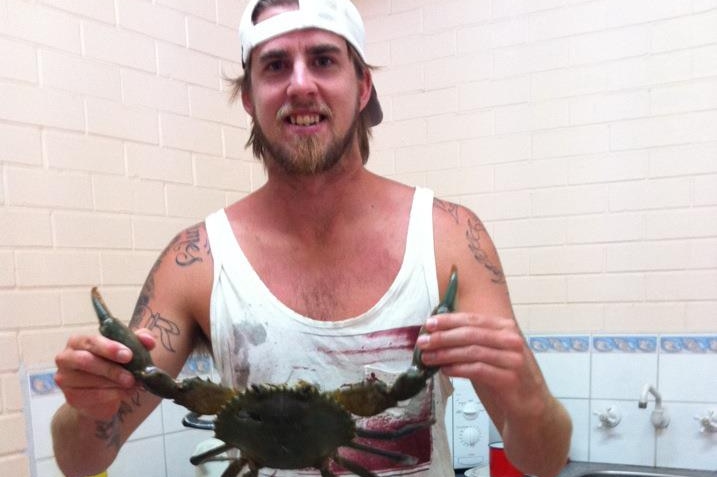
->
[91, 267, 458, 477]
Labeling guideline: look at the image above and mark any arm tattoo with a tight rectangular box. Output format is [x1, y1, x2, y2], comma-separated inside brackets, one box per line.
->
[435, 198, 507, 285]
[132, 305, 181, 352]
[433, 198, 460, 224]
[466, 215, 506, 285]
[173, 224, 209, 266]
[133, 223, 210, 314]
[129, 223, 209, 344]
[94, 391, 141, 450]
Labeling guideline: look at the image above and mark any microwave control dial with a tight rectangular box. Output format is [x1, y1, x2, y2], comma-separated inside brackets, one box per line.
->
[459, 426, 482, 446]
[460, 401, 481, 420]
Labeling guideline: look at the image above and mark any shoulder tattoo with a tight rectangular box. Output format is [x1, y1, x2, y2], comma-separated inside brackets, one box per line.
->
[465, 213, 506, 284]
[434, 198, 506, 285]
[433, 198, 460, 224]
[128, 223, 209, 349]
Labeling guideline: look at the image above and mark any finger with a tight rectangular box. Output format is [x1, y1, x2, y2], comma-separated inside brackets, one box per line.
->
[421, 339, 525, 371]
[419, 323, 524, 355]
[424, 312, 514, 332]
[66, 334, 133, 364]
[54, 364, 135, 390]
[133, 329, 157, 351]
[55, 345, 135, 388]
[440, 360, 521, 389]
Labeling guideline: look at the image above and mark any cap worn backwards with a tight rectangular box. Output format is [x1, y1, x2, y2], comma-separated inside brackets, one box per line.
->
[239, 0, 383, 126]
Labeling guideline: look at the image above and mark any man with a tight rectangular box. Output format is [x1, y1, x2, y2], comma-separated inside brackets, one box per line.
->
[51, 1, 571, 476]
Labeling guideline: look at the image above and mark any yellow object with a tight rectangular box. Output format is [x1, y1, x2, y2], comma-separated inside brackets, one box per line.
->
[89, 473, 107, 477]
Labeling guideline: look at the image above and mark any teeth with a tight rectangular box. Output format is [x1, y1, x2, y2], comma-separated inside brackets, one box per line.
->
[290, 114, 320, 126]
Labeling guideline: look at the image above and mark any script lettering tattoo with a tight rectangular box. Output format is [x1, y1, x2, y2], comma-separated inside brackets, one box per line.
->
[130, 223, 209, 329]
[173, 224, 209, 267]
[94, 392, 141, 449]
[466, 215, 506, 285]
[433, 198, 460, 224]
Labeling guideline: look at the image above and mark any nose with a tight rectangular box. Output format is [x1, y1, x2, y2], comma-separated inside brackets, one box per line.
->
[286, 61, 317, 98]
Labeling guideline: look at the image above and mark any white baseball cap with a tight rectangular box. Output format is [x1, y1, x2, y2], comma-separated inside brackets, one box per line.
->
[239, 0, 383, 126]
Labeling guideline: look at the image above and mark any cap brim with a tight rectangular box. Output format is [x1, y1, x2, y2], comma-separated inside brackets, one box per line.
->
[365, 86, 383, 126]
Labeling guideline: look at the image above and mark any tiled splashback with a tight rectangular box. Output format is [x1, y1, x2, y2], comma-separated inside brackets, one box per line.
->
[532, 334, 717, 470]
[25, 335, 716, 476]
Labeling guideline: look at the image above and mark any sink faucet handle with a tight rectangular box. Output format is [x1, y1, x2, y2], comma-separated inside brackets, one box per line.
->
[594, 406, 621, 429]
[694, 410, 717, 433]
[651, 408, 670, 429]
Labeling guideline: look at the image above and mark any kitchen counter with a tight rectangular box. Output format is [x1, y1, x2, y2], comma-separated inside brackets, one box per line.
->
[456, 462, 716, 477]
[556, 462, 715, 477]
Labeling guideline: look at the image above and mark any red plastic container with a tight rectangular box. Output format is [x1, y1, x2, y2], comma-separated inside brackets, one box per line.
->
[489, 442, 523, 477]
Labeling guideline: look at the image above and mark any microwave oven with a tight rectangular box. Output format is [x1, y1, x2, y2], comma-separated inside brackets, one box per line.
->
[444, 377, 490, 469]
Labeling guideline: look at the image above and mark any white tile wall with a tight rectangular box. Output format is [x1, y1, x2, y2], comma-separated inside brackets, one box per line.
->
[533, 334, 717, 470]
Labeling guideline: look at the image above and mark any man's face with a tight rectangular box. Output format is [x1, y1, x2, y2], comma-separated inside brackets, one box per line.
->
[242, 9, 371, 175]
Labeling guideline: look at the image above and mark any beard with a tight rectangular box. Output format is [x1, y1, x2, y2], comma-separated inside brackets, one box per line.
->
[252, 101, 360, 175]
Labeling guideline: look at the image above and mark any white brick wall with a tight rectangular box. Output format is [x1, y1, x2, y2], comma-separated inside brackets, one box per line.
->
[0, 0, 715, 474]
[360, 0, 717, 334]
[0, 1, 252, 473]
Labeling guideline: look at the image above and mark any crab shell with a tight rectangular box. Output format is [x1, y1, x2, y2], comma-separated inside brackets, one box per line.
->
[212, 383, 355, 469]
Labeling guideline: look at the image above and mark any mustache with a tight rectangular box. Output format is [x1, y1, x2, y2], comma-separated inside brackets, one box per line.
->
[276, 102, 332, 121]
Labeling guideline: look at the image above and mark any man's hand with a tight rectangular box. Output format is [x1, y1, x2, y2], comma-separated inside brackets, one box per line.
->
[53, 330, 156, 420]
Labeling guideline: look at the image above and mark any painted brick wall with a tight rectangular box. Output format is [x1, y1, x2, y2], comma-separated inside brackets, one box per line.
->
[1, 0, 716, 475]
[0, 0, 256, 474]
[361, 0, 717, 334]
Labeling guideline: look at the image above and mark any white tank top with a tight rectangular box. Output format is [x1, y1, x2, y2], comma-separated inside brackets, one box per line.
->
[204, 186, 454, 476]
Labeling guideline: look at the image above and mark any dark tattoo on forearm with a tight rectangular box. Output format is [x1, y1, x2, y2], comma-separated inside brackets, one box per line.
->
[433, 198, 460, 224]
[94, 391, 141, 449]
[466, 216, 506, 284]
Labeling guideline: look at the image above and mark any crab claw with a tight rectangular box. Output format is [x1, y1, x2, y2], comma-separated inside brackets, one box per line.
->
[92, 287, 153, 374]
[389, 265, 458, 401]
[91, 288, 235, 416]
[332, 266, 458, 416]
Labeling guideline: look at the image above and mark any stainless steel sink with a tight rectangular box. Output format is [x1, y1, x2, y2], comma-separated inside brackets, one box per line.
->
[579, 471, 696, 477]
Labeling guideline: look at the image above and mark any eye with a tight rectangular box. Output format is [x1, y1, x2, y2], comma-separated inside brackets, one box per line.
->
[265, 60, 286, 72]
[314, 56, 335, 68]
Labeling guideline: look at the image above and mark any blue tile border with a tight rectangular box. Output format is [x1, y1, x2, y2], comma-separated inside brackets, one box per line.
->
[660, 335, 717, 353]
[28, 371, 59, 397]
[178, 353, 214, 377]
[529, 336, 590, 353]
[592, 335, 657, 353]
[527, 334, 717, 354]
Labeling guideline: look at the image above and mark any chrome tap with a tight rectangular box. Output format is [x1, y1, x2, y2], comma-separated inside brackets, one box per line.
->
[639, 384, 670, 429]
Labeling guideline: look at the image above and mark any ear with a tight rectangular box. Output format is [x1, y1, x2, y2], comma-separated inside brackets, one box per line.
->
[358, 69, 373, 112]
[241, 88, 255, 117]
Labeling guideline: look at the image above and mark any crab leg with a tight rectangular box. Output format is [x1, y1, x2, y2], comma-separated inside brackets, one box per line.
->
[354, 419, 433, 440]
[332, 266, 458, 417]
[332, 455, 379, 477]
[91, 288, 235, 416]
[189, 442, 235, 466]
[344, 441, 418, 465]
